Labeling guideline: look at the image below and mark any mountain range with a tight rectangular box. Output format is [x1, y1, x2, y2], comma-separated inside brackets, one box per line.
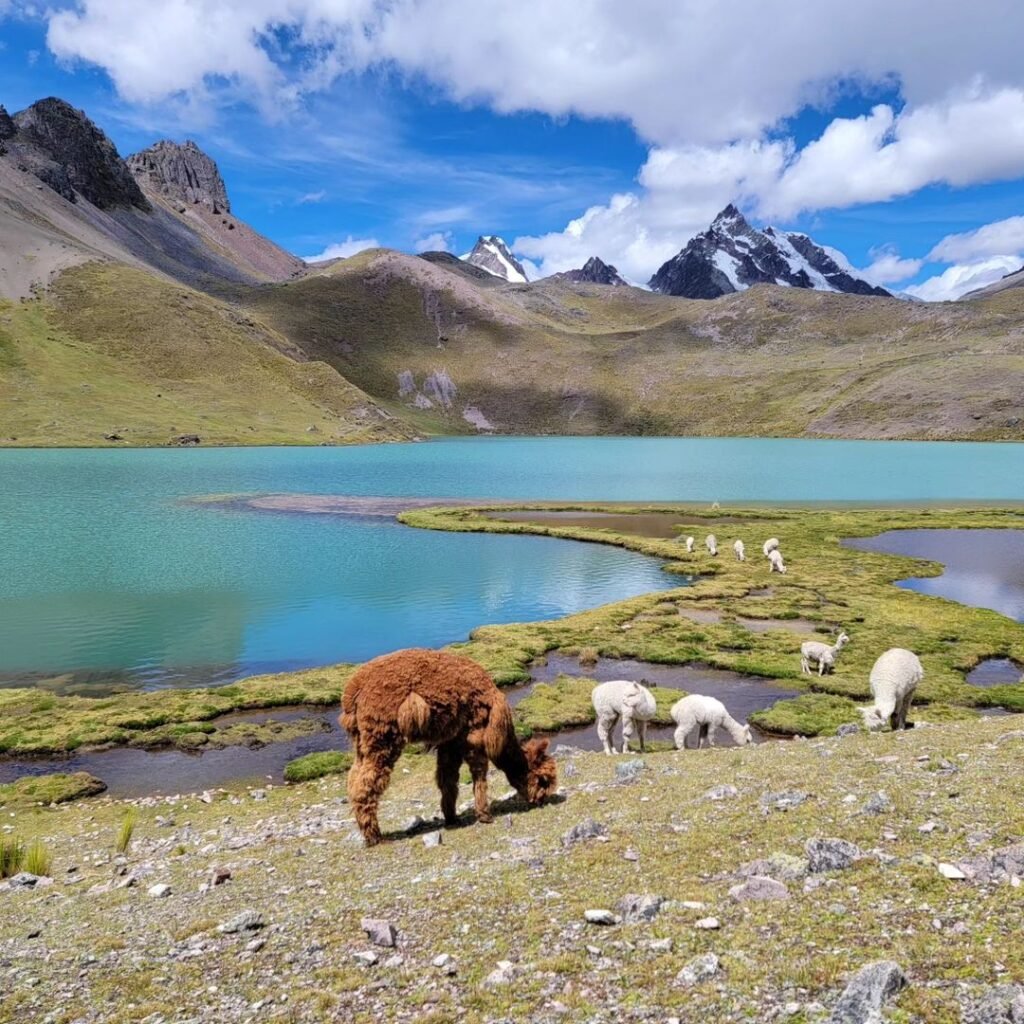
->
[1, 96, 1023, 446]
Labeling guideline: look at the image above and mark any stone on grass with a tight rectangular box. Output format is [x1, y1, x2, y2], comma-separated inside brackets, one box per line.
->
[562, 818, 609, 847]
[675, 953, 720, 988]
[740, 852, 809, 881]
[827, 960, 907, 1024]
[695, 917, 720, 930]
[483, 960, 516, 987]
[422, 831, 442, 848]
[958, 844, 1024, 884]
[147, 883, 172, 898]
[959, 984, 1024, 1024]
[836, 723, 861, 738]
[210, 867, 232, 887]
[938, 862, 967, 880]
[615, 759, 647, 782]
[584, 909, 618, 926]
[218, 910, 265, 934]
[7, 873, 41, 889]
[353, 951, 378, 967]
[618, 893, 665, 923]
[863, 792, 892, 815]
[806, 838, 863, 873]
[705, 784, 739, 801]
[360, 917, 397, 947]
[761, 791, 810, 814]
[729, 876, 789, 902]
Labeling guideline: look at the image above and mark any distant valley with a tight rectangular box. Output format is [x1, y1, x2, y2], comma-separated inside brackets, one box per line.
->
[1, 96, 1023, 446]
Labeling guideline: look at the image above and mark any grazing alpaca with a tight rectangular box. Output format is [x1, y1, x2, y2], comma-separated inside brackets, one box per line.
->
[733, 539, 746, 561]
[684, 535, 695, 553]
[706, 534, 718, 556]
[591, 680, 657, 755]
[341, 649, 557, 846]
[671, 694, 753, 749]
[862, 648, 924, 731]
[762, 537, 780, 557]
[801, 631, 850, 676]
[767, 549, 787, 574]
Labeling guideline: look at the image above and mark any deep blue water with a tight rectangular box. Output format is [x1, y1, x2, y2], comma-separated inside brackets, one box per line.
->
[1, 436, 1023, 691]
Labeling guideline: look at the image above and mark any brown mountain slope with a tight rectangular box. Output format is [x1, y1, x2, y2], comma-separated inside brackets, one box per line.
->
[246, 248, 1024, 440]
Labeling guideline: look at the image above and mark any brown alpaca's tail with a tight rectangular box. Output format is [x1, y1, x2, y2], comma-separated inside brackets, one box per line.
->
[483, 697, 517, 761]
[397, 692, 432, 741]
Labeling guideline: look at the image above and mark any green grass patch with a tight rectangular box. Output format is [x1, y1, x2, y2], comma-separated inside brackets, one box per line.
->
[0, 771, 107, 808]
[284, 750, 353, 784]
[749, 694, 862, 736]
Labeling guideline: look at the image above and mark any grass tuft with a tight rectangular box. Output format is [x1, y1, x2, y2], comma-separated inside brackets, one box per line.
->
[284, 750, 353, 784]
[115, 809, 137, 854]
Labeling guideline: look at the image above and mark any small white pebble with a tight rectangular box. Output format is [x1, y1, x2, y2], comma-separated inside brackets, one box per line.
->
[695, 917, 720, 930]
[938, 863, 966, 880]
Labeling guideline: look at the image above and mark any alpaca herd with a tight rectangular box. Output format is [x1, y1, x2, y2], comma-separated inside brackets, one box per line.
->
[339, 527, 928, 847]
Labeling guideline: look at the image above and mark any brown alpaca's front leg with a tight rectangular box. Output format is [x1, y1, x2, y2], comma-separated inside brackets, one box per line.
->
[465, 748, 493, 824]
[347, 748, 400, 847]
[435, 741, 464, 826]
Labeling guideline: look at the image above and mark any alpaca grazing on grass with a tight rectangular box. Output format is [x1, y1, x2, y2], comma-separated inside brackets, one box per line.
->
[862, 648, 924, 731]
[591, 679, 657, 755]
[671, 694, 753, 749]
[341, 649, 558, 846]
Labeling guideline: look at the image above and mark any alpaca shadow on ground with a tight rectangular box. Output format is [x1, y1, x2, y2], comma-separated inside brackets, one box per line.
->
[382, 791, 568, 843]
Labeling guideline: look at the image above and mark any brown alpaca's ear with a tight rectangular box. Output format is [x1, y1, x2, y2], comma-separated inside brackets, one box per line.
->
[534, 738, 550, 755]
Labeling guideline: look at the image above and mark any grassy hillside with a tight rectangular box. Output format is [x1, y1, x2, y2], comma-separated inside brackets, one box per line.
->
[248, 251, 1024, 440]
[0, 263, 412, 447]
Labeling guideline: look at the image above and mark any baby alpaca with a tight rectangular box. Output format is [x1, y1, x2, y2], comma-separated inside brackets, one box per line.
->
[801, 631, 850, 676]
[592, 679, 657, 755]
[862, 648, 924, 731]
[767, 549, 787, 574]
[733, 539, 745, 561]
[706, 534, 718, 557]
[762, 537, 780, 557]
[671, 694, 753, 750]
[342, 649, 557, 846]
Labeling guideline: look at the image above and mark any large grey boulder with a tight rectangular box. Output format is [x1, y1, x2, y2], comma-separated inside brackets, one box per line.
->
[828, 961, 907, 1023]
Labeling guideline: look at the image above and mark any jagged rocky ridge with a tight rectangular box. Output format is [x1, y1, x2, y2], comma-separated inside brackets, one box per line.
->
[2, 97, 149, 210]
[127, 140, 231, 214]
[559, 256, 629, 286]
[649, 204, 889, 299]
[462, 235, 528, 283]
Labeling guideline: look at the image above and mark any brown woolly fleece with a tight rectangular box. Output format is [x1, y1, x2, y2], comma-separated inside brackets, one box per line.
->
[341, 648, 558, 846]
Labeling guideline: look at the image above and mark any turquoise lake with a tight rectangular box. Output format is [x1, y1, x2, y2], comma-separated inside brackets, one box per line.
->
[1, 436, 1023, 692]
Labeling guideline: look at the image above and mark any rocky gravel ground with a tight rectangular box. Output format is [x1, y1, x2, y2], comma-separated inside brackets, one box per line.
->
[4, 718, 1024, 1023]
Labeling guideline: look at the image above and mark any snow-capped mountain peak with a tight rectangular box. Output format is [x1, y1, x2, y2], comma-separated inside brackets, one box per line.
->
[461, 235, 528, 283]
[559, 256, 629, 286]
[648, 206, 889, 300]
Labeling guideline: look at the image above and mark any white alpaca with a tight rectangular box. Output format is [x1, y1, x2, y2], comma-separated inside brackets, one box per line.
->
[706, 534, 718, 557]
[671, 694, 753, 750]
[862, 648, 924, 731]
[592, 680, 657, 755]
[762, 538, 780, 557]
[801, 632, 850, 676]
[733, 539, 745, 561]
[685, 536, 695, 553]
[767, 549, 787, 574]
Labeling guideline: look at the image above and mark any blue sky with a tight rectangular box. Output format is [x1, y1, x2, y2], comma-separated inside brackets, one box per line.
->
[3, 1, 1024, 298]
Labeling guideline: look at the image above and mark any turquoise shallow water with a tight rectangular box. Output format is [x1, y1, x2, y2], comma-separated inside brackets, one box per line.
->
[1, 436, 1023, 691]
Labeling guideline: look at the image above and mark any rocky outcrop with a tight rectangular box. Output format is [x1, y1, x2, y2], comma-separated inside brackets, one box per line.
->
[560, 256, 628, 286]
[649, 204, 889, 299]
[462, 236, 528, 283]
[0, 106, 14, 142]
[127, 140, 231, 214]
[6, 98, 149, 210]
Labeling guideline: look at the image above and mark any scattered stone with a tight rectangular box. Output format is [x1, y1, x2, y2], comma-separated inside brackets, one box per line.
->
[827, 960, 907, 1024]
[675, 953, 720, 987]
[483, 960, 516, 986]
[740, 852, 809, 882]
[353, 951, 379, 967]
[960, 984, 1024, 1024]
[210, 867, 232, 887]
[680, 900, 706, 911]
[562, 818, 609, 847]
[422, 831, 443, 848]
[958, 844, 1024, 884]
[646, 938, 673, 953]
[7, 873, 41, 889]
[618, 894, 665, 923]
[806, 838, 863, 873]
[218, 910, 265, 934]
[615, 759, 647, 782]
[250, 789, 267, 801]
[705, 784, 739, 801]
[863, 792, 893, 815]
[939, 862, 967, 880]
[623, 848, 640, 862]
[918, 821, 939, 833]
[147, 883, 172, 898]
[695, 917, 720, 930]
[729, 876, 789, 902]
[584, 909, 618, 926]
[402, 815, 425, 833]
[761, 791, 810, 814]
[836, 723, 861, 738]
[360, 917, 397, 948]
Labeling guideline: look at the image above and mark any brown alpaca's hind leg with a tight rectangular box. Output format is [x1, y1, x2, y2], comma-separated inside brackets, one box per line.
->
[347, 747, 401, 847]
[435, 741, 464, 826]
[465, 747, 493, 824]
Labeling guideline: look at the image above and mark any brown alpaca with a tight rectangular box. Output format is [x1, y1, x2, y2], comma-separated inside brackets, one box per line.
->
[341, 648, 558, 846]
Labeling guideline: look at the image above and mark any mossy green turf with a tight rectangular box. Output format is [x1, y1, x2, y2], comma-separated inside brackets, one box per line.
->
[2, 504, 1023, 756]
[4, 719, 1024, 1022]
[283, 751, 353, 784]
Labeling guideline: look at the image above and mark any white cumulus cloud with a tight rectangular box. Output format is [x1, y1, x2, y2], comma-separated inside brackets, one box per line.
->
[413, 231, 453, 252]
[904, 256, 1023, 302]
[857, 247, 924, 287]
[927, 216, 1024, 262]
[304, 235, 379, 261]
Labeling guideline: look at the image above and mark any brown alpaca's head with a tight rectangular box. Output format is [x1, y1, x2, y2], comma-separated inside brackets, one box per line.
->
[522, 738, 558, 805]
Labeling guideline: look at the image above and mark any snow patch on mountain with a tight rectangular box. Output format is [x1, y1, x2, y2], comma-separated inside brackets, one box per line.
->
[462, 235, 528, 283]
